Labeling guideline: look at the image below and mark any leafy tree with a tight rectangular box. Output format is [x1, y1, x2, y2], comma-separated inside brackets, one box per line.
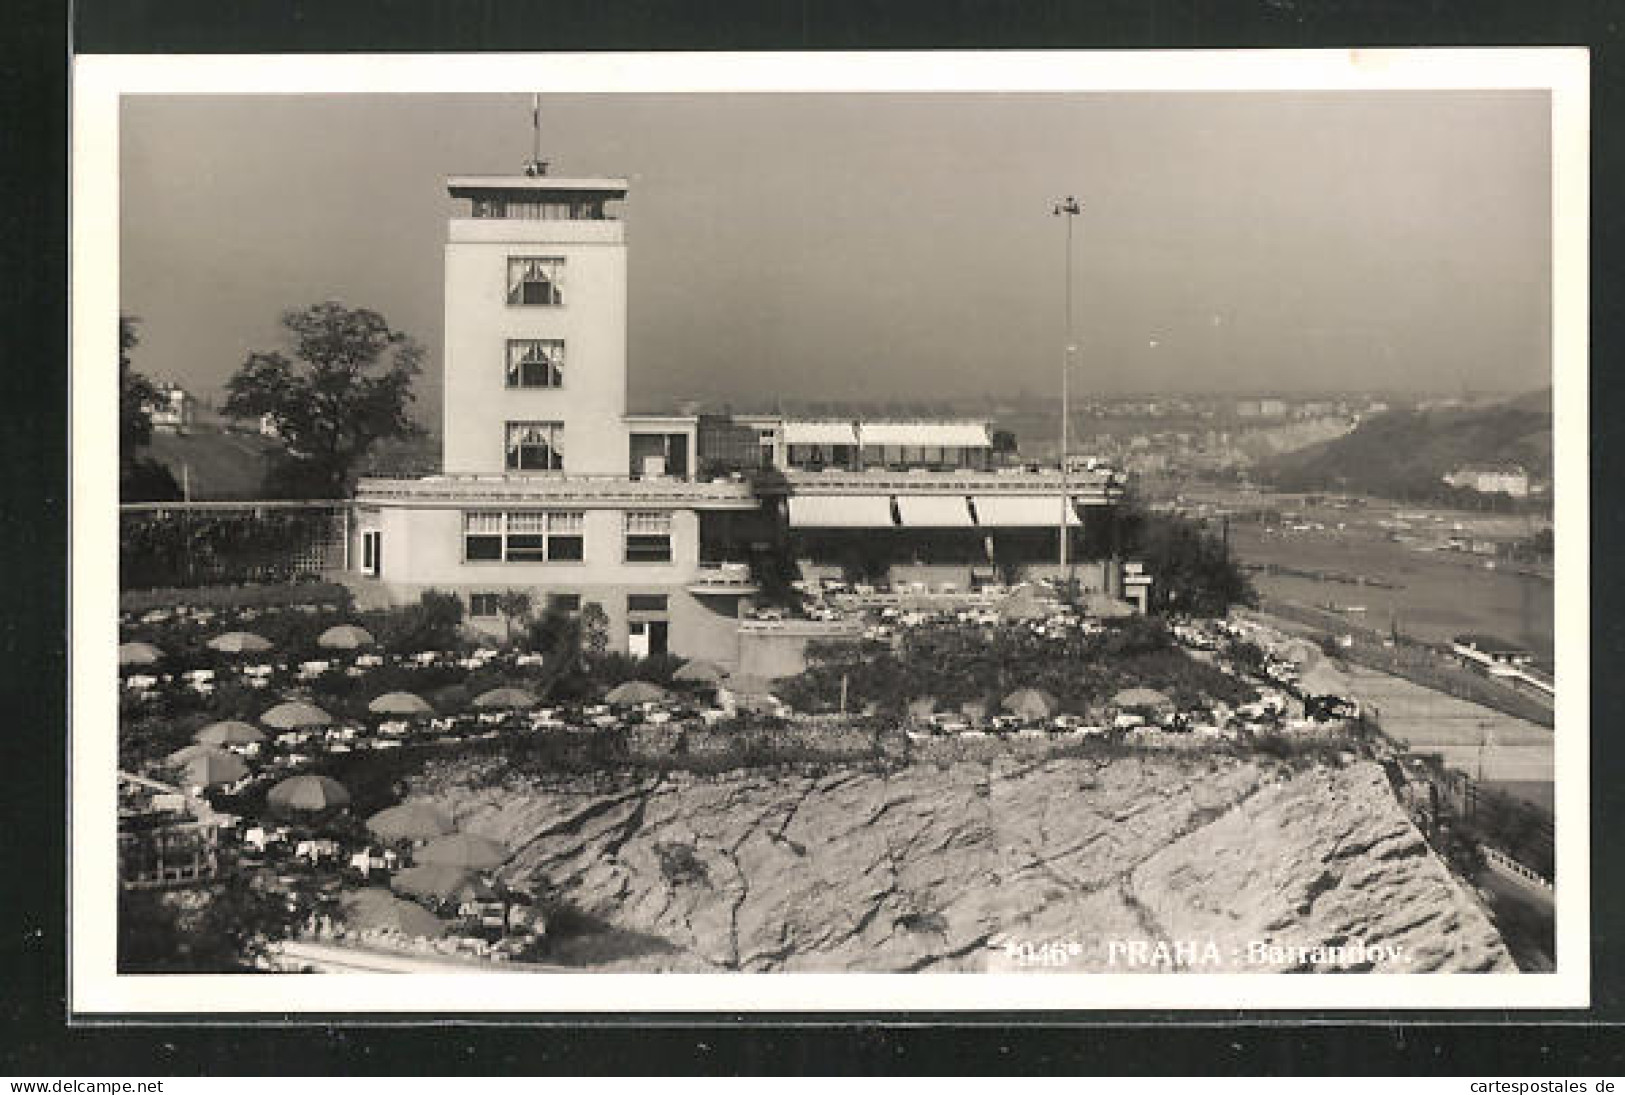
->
[523, 600, 581, 662]
[118, 316, 182, 502]
[496, 590, 534, 646]
[1113, 493, 1255, 617]
[373, 589, 465, 654]
[222, 301, 424, 498]
[580, 603, 611, 660]
[120, 316, 157, 450]
[119, 876, 300, 973]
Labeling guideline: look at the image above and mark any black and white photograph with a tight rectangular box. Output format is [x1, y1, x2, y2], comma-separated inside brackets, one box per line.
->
[71, 50, 1589, 1013]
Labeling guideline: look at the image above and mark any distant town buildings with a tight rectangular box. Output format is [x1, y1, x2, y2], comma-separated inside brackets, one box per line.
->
[1235, 398, 1288, 419]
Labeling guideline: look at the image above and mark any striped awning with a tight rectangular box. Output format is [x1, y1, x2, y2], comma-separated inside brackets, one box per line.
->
[972, 495, 1083, 527]
[856, 421, 991, 447]
[784, 421, 860, 446]
[787, 494, 896, 528]
[894, 495, 975, 527]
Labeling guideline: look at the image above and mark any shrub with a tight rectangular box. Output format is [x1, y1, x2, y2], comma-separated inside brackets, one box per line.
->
[367, 589, 465, 655]
[654, 842, 709, 888]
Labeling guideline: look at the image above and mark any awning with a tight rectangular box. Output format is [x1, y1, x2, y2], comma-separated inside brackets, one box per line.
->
[895, 495, 975, 527]
[856, 421, 991, 447]
[972, 495, 1083, 527]
[788, 495, 896, 528]
[784, 421, 859, 446]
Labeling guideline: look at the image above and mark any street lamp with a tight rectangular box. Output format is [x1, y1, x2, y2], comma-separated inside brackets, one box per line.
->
[1053, 195, 1082, 584]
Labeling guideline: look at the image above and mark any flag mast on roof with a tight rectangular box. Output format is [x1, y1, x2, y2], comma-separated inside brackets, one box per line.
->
[524, 93, 548, 177]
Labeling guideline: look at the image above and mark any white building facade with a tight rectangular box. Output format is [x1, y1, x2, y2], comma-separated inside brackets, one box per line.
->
[351, 167, 1143, 666]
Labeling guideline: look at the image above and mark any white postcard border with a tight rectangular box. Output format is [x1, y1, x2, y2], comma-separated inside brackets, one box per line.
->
[71, 48, 1591, 1014]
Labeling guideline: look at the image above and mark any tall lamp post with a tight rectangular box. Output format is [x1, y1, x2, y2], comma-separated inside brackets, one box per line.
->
[1053, 195, 1082, 587]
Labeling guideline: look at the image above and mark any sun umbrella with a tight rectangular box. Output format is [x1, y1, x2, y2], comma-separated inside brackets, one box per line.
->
[1080, 592, 1135, 620]
[906, 696, 938, 719]
[118, 641, 163, 668]
[605, 680, 672, 707]
[167, 742, 222, 766]
[998, 584, 1055, 622]
[267, 773, 350, 813]
[416, 832, 508, 870]
[390, 863, 479, 903]
[193, 720, 266, 746]
[260, 701, 333, 729]
[317, 624, 376, 651]
[721, 673, 776, 697]
[368, 691, 434, 716]
[171, 747, 247, 788]
[672, 659, 725, 685]
[1111, 686, 1175, 713]
[338, 888, 448, 939]
[1002, 688, 1059, 721]
[367, 802, 456, 842]
[206, 631, 272, 654]
[472, 686, 539, 710]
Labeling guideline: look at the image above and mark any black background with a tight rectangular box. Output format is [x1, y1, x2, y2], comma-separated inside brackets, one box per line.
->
[4, 0, 1623, 1075]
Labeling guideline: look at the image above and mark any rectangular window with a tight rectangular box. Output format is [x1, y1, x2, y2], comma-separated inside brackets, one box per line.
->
[547, 509, 586, 561]
[551, 593, 581, 614]
[464, 510, 585, 563]
[469, 593, 501, 618]
[507, 257, 565, 306]
[506, 339, 565, 388]
[463, 512, 504, 561]
[506, 421, 565, 472]
[627, 593, 668, 613]
[624, 511, 673, 563]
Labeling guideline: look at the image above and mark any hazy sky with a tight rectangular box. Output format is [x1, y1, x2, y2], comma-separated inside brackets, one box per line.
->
[121, 91, 1551, 421]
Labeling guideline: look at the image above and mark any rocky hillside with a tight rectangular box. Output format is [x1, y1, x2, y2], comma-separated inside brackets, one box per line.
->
[415, 754, 1513, 974]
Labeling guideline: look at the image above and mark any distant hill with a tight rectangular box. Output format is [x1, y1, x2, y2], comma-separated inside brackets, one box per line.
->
[1264, 390, 1551, 502]
[140, 428, 283, 500]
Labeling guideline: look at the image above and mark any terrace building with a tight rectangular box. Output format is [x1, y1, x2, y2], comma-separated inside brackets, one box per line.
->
[351, 164, 1142, 665]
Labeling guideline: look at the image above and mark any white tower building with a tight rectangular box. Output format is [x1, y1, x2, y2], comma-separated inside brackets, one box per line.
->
[441, 175, 630, 476]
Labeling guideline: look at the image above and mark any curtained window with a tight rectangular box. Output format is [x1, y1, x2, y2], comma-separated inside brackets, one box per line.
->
[506, 257, 565, 306]
[506, 421, 565, 472]
[506, 339, 565, 388]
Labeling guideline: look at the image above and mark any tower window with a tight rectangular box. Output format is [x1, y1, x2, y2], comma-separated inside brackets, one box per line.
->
[507, 258, 565, 306]
[506, 421, 565, 472]
[506, 339, 565, 388]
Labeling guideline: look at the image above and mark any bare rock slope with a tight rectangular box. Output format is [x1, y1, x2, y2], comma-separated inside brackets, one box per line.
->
[423, 757, 1512, 973]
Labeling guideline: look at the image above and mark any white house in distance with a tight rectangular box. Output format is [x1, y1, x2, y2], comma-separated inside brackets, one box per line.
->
[145, 382, 196, 434]
[1442, 463, 1531, 498]
[351, 160, 1145, 666]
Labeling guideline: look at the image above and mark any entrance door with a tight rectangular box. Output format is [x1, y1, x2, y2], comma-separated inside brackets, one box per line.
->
[628, 621, 650, 659]
[361, 530, 381, 577]
[648, 620, 669, 658]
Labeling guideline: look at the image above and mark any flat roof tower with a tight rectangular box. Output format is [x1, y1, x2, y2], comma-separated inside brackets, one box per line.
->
[441, 174, 631, 477]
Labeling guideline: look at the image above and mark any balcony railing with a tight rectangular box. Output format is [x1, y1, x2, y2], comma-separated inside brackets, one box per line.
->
[687, 561, 760, 595]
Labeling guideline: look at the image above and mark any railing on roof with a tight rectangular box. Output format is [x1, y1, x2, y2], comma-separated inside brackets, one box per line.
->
[774, 468, 1125, 498]
[355, 475, 759, 507]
